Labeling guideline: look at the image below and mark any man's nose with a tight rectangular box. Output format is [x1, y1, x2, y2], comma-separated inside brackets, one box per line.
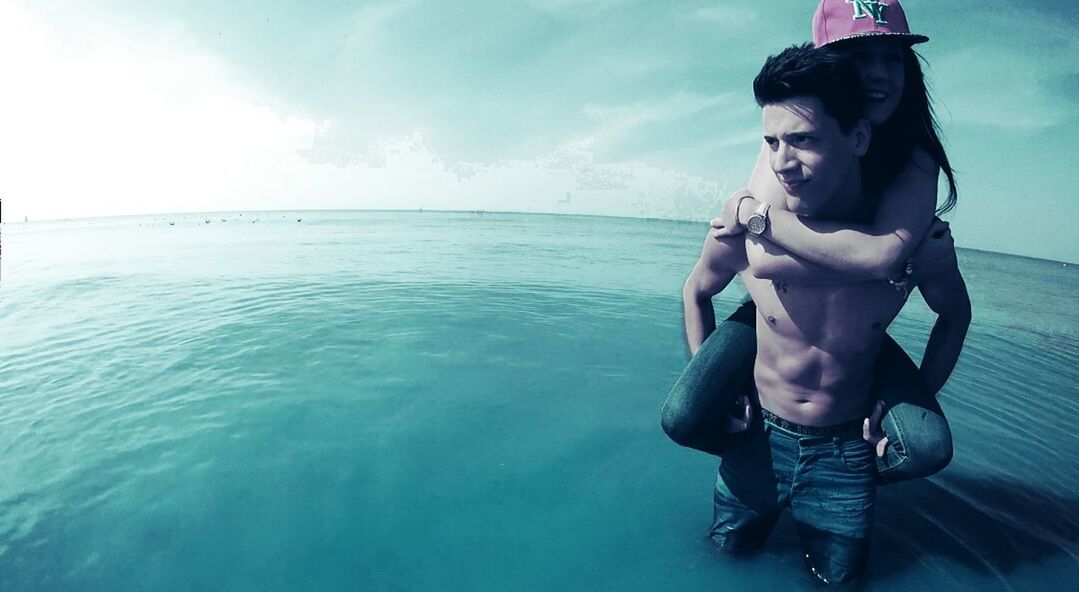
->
[772, 143, 797, 172]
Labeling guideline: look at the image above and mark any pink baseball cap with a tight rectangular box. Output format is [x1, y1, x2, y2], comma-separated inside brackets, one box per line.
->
[812, 0, 929, 48]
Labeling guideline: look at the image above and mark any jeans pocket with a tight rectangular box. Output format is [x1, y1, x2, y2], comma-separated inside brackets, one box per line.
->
[836, 438, 876, 474]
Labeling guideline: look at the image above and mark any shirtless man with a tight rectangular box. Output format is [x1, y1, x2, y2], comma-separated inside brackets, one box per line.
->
[683, 44, 970, 585]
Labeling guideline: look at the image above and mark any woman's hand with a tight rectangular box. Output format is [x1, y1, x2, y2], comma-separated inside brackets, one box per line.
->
[723, 395, 754, 433]
[910, 218, 957, 281]
[862, 400, 890, 458]
[710, 190, 757, 239]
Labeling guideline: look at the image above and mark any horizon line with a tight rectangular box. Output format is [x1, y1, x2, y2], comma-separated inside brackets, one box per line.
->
[2, 207, 1074, 266]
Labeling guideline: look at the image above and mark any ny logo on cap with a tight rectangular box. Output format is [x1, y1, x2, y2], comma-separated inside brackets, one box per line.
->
[845, 0, 889, 25]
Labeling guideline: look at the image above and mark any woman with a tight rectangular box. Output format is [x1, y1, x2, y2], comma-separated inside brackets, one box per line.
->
[661, 0, 969, 484]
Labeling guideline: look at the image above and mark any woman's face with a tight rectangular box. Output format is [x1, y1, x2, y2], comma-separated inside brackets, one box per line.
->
[837, 38, 906, 125]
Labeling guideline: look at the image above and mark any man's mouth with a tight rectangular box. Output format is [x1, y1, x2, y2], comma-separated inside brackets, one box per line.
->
[778, 177, 807, 192]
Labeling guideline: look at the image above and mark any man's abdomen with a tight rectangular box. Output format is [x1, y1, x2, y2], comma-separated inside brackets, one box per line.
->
[741, 273, 905, 426]
[752, 319, 883, 427]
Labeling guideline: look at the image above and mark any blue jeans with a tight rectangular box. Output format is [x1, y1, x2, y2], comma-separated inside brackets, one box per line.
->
[709, 409, 876, 585]
[661, 299, 952, 483]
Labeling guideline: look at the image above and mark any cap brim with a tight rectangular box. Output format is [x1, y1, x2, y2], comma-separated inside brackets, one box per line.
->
[821, 32, 929, 47]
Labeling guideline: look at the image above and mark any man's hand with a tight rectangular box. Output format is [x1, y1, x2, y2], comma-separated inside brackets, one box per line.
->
[862, 400, 890, 458]
[910, 218, 957, 281]
[724, 395, 754, 433]
[710, 191, 756, 238]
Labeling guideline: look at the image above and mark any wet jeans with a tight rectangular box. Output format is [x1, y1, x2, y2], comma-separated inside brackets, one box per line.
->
[661, 299, 952, 483]
[709, 409, 876, 585]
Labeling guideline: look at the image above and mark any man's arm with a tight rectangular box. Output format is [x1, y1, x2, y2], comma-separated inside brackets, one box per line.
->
[917, 264, 972, 396]
[683, 234, 745, 355]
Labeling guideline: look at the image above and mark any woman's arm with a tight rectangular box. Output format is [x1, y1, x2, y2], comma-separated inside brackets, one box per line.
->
[737, 144, 939, 281]
[745, 234, 865, 284]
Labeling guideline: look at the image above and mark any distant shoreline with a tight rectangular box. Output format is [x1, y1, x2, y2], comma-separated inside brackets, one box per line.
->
[4, 208, 1074, 266]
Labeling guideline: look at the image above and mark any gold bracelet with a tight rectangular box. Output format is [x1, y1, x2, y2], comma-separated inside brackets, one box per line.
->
[887, 257, 915, 298]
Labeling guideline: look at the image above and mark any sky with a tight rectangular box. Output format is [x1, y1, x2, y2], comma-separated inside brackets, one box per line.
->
[0, 0, 1076, 262]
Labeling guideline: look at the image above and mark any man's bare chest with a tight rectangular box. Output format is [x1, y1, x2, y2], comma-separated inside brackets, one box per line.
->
[740, 273, 905, 353]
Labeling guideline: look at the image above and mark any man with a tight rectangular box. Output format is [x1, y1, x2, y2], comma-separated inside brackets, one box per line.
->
[683, 44, 970, 584]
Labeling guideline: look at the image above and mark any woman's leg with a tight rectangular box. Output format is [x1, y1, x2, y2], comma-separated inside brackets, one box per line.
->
[871, 337, 954, 483]
[661, 299, 757, 456]
[660, 300, 953, 481]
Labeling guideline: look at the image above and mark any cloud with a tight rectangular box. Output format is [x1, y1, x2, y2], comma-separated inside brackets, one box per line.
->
[934, 49, 1075, 130]
[928, 8, 1079, 130]
[0, 1, 733, 224]
[522, 0, 630, 18]
[579, 91, 739, 150]
[343, 0, 422, 51]
[0, 1, 325, 220]
[693, 5, 760, 28]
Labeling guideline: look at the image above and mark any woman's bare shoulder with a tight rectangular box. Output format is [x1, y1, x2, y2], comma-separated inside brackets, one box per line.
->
[907, 146, 938, 176]
[877, 147, 939, 207]
[872, 146, 939, 240]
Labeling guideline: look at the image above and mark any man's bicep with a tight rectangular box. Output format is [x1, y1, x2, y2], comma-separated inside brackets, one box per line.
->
[687, 259, 736, 298]
[688, 235, 743, 295]
[918, 266, 971, 319]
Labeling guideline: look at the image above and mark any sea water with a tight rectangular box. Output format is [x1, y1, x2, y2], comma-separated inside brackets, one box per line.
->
[0, 211, 1076, 591]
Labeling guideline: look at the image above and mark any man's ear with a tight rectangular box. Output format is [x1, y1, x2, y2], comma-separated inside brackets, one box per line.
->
[851, 119, 871, 157]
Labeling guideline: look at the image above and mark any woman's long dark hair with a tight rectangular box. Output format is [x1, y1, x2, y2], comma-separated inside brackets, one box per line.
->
[859, 46, 958, 215]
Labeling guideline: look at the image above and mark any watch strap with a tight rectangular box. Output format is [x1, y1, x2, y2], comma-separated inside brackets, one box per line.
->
[735, 194, 755, 226]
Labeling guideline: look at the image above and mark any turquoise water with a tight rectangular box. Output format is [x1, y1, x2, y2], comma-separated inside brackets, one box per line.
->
[1, 211, 1076, 591]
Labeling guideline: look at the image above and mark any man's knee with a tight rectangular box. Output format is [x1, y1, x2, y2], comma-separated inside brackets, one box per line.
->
[709, 530, 769, 555]
[803, 551, 866, 586]
[801, 541, 869, 586]
[708, 518, 775, 555]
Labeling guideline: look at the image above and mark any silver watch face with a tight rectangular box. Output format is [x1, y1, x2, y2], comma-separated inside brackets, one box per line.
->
[747, 215, 766, 235]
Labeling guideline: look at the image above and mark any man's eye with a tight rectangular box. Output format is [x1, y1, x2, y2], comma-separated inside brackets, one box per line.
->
[790, 135, 809, 146]
[764, 137, 778, 149]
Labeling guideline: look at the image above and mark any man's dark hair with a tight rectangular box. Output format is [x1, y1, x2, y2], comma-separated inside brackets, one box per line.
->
[753, 43, 865, 133]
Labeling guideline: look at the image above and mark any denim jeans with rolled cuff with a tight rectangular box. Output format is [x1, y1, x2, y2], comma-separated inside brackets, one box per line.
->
[660, 298, 953, 484]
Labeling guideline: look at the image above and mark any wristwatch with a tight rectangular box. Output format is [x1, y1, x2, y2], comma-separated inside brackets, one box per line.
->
[746, 202, 771, 235]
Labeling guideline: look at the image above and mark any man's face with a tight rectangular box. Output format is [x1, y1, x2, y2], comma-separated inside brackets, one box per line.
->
[762, 95, 865, 214]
